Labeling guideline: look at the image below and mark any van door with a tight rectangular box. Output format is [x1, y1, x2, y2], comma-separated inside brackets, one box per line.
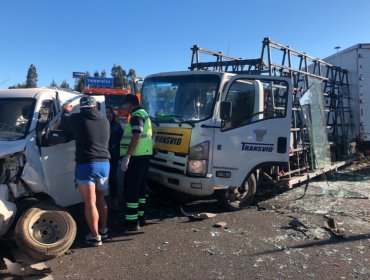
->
[39, 95, 106, 207]
[213, 75, 292, 188]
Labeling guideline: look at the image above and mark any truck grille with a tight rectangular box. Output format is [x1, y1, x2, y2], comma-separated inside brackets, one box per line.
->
[151, 150, 187, 174]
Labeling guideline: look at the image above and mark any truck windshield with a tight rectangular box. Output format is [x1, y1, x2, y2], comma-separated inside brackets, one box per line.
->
[105, 94, 125, 109]
[0, 98, 35, 140]
[141, 74, 220, 122]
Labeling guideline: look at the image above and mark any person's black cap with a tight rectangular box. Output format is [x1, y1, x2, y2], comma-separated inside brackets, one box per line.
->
[123, 94, 139, 106]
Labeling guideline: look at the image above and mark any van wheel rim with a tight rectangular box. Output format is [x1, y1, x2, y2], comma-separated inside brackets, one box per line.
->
[28, 211, 69, 245]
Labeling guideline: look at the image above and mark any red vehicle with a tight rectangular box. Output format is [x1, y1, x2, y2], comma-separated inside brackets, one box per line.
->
[82, 86, 141, 126]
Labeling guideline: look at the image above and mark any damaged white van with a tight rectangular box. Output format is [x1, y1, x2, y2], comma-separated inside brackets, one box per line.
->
[0, 88, 105, 260]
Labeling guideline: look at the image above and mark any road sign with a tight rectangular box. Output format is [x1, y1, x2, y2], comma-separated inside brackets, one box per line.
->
[85, 77, 113, 88]
[73, 72, 86, 78]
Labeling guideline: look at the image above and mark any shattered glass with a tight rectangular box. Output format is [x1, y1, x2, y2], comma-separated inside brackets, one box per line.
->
[299, 78, 331, 169]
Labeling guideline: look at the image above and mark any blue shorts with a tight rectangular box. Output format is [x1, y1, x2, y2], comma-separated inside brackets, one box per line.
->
[75, 162, 110, 191]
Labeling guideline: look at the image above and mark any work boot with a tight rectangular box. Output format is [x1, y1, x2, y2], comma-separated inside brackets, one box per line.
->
[139, 216, 146, 227]
[123, 223, 141, 233]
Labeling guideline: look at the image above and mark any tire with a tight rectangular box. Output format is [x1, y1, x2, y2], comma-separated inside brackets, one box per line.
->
[15, 203, 77, 261]
[217, 173, 257, 211]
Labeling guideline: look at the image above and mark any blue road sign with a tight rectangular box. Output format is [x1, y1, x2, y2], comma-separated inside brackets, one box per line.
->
[73, 72, 86, 78]
[85, 77, 113, 88]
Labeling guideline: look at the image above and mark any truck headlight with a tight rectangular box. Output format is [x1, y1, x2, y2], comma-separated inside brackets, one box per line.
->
[187, 141, 209, 176]
[187, 160, 207, 175]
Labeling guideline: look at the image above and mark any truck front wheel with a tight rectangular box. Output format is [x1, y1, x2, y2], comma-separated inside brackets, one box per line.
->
[217, 173, 256, 211]
[15, 203, 76, 260]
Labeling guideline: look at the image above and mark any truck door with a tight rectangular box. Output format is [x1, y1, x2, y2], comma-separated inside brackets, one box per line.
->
[213, 76, 292, 188]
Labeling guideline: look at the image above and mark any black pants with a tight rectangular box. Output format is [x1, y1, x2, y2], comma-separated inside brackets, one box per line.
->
[123, 155, 151, 226]
[109, 160, 119, 199]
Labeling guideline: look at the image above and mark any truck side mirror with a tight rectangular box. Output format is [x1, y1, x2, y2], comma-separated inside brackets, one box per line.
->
[220, 101, 232, 121]
[43, 130, 69, 146]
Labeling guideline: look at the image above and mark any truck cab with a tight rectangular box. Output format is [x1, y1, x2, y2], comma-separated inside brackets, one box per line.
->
[0, 88, 105, 259]
[141, 71, 292, 210]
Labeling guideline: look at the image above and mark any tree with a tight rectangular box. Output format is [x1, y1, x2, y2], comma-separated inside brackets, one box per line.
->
[8, 83, 25, 89]
[60, 80, 70, 89]
[127, 68, 137, 93]
[94, 71, 100, 77]
[50, 79, 57, 87]
[128, 69, 137, 80]
[101, 69, 106, 77]
[26, 64, 38, 88]
[122, 69, 129, 89]
[111, 65, 126, 88]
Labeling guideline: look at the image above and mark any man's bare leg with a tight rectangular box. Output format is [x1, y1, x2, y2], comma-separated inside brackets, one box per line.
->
[96, 190, 108, 229]
[78, 185, 99, 236]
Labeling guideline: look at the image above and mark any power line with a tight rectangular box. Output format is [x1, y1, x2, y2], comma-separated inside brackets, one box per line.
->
[0, 78, 10, 86]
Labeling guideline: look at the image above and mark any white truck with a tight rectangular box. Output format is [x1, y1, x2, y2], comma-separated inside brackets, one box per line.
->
[0, 88, 105, 260]
[322, 44, 370, 145]
[143, 72, 293, 211]
[141, 38, 357, 210]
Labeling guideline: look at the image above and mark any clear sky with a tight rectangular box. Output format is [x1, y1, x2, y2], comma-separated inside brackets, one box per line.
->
[0, 0, 369, 88]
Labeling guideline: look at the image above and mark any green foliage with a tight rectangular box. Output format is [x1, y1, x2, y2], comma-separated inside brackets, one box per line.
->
[94, 71, 100, 77]
[26, 64, 38, 88]
[127, 69, 137, 92]
[60, 80, 70, 89]
[128, 69, 137, 80]
[50, 79, 57, 87]
[8, 83, 26, 89]
[111, 65, 128, 88]
[101, 69, 106, 77]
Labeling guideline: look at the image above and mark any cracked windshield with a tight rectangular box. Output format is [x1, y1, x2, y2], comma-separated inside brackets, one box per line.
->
[141, 75, 219, 122]
[0, 98, 34, 140]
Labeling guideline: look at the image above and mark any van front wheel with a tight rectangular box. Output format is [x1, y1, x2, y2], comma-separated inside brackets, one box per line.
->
[15, 203, 77, 260]
[217, 173, 256, 211]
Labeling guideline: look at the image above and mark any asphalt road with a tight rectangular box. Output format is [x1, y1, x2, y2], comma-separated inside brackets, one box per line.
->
[48, 180, 369, 280]
[1, 166, 369, 280]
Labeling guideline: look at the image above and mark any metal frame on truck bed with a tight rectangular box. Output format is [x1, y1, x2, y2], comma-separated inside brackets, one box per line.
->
[189, 37, 354, 186]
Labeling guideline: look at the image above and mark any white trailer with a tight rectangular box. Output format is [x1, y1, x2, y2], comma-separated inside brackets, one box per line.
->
[323, 44, 370, 143]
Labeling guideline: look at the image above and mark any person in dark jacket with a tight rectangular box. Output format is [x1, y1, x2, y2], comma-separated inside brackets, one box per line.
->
[61, 96, 110, 247]
[105, 106, 123, 211]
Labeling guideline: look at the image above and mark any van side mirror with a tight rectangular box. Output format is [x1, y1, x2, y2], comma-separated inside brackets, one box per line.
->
[43, 130, 69, 146]
[37, 107, 50, 125]
[220, 101, 232, 121]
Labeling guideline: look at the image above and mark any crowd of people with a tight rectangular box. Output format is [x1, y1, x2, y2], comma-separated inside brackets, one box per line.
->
[61, 94, 152, 246]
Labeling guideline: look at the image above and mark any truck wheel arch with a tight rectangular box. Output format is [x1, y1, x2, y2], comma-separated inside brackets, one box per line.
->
[217, 172, 257, 211]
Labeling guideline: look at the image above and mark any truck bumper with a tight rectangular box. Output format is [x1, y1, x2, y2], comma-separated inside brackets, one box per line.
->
[148, 168, 214, 196]
[0, 185, 17, 237]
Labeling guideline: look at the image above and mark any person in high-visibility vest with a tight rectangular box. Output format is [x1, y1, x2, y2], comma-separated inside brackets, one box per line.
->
[120, 94, 152, 232]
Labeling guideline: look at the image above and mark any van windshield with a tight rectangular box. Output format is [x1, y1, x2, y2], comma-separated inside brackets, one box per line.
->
[141, 74, 220, 123]
[0, 98, 35, 140]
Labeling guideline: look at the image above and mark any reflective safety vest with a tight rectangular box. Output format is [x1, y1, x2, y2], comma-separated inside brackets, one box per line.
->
[120, 108, 153, 156]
